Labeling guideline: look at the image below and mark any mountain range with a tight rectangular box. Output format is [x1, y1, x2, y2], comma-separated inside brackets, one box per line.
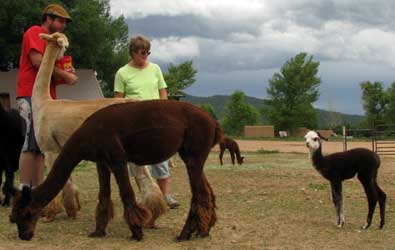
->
[183, 94, 364, 128]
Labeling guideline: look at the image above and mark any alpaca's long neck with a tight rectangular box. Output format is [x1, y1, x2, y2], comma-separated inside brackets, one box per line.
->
[234, 145, 243, 163]
[311, 146, 325, 168]
[32, 145, 82, 207]
[310, 146, 331, 177]
[32, 42, 59, 109]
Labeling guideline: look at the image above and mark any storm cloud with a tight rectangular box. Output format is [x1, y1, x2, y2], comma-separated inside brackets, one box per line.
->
[110, 0, 395, 114]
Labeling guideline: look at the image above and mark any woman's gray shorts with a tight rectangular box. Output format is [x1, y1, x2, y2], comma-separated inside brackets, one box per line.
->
[128, 160, 170, 179]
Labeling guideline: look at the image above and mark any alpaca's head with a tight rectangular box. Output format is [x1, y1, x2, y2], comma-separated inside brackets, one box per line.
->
[9, 186, 41, 241]
[39, 32, 69, 60]
[238, 156, 244, 165]
[304, 131, 328, 152]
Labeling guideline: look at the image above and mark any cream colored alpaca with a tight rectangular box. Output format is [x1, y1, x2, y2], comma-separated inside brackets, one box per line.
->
[32, 32, 167, 223]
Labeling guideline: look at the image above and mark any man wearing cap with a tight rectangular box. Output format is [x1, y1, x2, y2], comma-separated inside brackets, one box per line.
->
[16, 4, 77, 189]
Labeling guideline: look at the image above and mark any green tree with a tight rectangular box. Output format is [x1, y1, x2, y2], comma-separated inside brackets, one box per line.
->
[360, 81, 387, 126]
[222, 91, 260, 136]
[62, 0, 129, 97]
[0, 0, 129, 97]
[163, 60, 197, 96]
[200, 103, 217, 120]
[0, 0, 51, 70]
[383, 82, 395, 124]
[265, 53, 321, 131]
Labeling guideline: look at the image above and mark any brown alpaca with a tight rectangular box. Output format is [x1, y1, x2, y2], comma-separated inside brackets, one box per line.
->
[219, 137, 244, 165]
[31, 32, 166, 223]
[10, 99, 222, 241]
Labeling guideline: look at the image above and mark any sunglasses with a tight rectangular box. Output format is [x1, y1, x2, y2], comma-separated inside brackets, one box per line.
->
[136, 50, 151, 56]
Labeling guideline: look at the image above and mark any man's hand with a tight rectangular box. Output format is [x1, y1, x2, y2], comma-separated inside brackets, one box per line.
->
[63, 71, 78, 85]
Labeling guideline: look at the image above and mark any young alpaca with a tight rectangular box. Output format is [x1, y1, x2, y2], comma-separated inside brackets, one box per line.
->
[10, 99, 222, 241]
[304, 131, 386, 229]
[219, 137, 244, 165]
[0, 103, 25, 206]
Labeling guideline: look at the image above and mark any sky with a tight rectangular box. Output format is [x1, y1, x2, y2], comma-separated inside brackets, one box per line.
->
[110, 0, 395, 115]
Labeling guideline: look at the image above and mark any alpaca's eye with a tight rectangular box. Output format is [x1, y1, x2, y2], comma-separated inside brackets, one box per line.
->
[313, 138, 318, 142]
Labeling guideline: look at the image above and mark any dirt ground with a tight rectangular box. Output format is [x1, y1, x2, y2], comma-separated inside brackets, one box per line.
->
[0, 140, 393, 250]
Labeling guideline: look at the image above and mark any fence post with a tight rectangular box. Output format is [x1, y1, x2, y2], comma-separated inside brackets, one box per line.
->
[342, 126, 347, 151]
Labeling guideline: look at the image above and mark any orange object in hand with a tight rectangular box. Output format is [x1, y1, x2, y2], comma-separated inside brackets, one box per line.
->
[54, 55, 73, 84]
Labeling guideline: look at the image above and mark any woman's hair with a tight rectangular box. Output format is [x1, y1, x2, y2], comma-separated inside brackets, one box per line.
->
[128, 35, 151, 58]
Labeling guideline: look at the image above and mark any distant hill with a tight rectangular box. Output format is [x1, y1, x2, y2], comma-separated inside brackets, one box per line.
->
[183, 94, 364, 128]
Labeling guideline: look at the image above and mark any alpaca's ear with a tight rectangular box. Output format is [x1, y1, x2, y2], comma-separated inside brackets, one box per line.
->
[316, 131, 329, 141]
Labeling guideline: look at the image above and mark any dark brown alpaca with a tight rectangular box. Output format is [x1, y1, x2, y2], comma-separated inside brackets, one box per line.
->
[10, 100, 221, 241]
[0, 103, 25, 206]
[219, 137, 244, 165]
[305, 131, 386, 229]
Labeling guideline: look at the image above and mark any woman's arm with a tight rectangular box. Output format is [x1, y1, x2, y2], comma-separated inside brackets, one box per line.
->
[159, 88, 168, 100]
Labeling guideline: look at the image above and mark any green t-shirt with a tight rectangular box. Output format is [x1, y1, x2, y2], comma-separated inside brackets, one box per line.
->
[114, 62, 167, 100]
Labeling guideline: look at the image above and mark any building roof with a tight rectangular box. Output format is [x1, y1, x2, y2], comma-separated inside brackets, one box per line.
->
[0, 69, 104, 109]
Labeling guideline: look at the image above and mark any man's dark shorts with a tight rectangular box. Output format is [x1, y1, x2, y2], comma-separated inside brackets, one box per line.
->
[17, 97, 42, 153]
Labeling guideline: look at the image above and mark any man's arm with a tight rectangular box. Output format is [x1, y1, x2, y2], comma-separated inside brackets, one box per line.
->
[30, 50, 78, 85]
[159, 88, 168, 100]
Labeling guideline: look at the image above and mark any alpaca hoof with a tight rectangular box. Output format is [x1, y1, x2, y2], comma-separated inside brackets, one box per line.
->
[144, 220, 157, 229]
[197, 231, 209, 238]
[379, 222, 385, 230]
[66, 212, 77, 219]
[361, 223, 370, 230]
[1, 199, 10, 207]
[130, 226, 143, 241]
[88, 230, 106, 238]
[42, 216, 56, 223]
[336, 221, 344, 228]
[130, 236, 143, 241]
[176, 233, 191, 242]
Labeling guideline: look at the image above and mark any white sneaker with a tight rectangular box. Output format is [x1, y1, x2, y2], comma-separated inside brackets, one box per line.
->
[165, 194, 179, 209]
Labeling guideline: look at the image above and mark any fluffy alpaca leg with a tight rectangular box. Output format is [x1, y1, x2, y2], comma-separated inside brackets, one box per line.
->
[375, 182, 386, 229]
[43, 193, 63, 222]
[130, 164, 167, 228]
[177, 157, 216, 241]
[2, 162, 14, 206]
[230, 150, 235, 165]
[62, 179, 80, 218]
[62, 178, 81, 218]
[89, 164, 114, 237]
[330, 181, 344, 228]
[42, 152, 63, 221]
[112, 162, 151, 241]
[219, 148, 224, 165]
[358, 175, 378, 230]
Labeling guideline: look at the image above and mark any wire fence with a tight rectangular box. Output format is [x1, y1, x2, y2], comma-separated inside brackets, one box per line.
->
[343, 124, 395, 155]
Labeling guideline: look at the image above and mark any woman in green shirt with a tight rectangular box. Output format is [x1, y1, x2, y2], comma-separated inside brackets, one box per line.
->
[114, 35, 179, 209]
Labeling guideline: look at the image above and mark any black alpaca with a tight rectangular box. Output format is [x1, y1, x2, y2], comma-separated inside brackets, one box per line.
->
[0, 103, 25, 206]
[305, 131, 386, 229]
[219, 137, 244, 165]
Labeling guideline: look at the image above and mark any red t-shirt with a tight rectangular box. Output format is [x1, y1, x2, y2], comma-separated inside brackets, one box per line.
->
[16, 25, 58, 99]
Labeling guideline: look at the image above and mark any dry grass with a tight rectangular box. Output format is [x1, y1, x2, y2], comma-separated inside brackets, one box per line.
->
[0, 151, 394, 250]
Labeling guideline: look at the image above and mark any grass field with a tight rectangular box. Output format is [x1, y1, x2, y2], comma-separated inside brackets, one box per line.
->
[0, 151, 394, 250]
